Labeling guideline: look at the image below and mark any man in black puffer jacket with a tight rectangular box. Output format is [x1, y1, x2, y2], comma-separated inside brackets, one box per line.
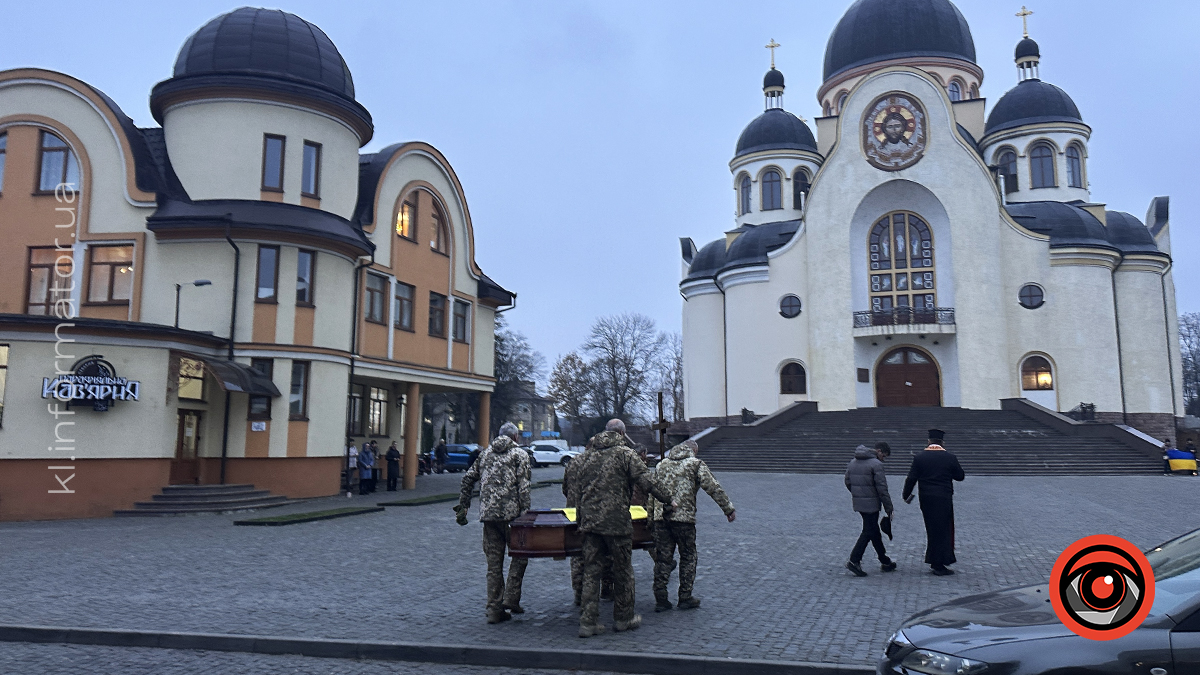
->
[843, 442, 895, 577]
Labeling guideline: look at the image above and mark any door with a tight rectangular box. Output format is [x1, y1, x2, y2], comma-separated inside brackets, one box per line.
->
[170, 410, 202, 485]
[875, 347, 941, 407]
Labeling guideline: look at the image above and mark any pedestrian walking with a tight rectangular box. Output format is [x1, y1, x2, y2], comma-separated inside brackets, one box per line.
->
[358, 442, 376, 495]
[902, 429, 964, 576]
[649, 440, 735, 612]
[386, 441, 402, 491]
[574, 419, 675, 638]
[844, 442, 895, 577]
[454, 423, 532, 624]
[435, 439, 449, 474]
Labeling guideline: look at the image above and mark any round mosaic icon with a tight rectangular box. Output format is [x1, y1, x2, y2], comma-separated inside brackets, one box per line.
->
[863, 93, 927, 171]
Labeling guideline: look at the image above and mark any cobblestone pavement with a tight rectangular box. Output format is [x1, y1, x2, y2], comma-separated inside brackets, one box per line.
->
[0, 642, 625, 675]
[1, 471, 1197, 666]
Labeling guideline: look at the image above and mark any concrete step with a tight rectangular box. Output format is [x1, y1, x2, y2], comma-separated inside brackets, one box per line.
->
[114, 499, 303, 517]
[151, 490, 272, 502]
[115, 483, 296, 517]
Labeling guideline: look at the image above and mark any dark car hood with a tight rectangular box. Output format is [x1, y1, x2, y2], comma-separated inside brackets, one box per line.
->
[901, 583, 1075, 653]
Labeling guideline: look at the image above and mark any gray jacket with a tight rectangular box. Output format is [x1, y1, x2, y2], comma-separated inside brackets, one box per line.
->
[844, 445, 893, 514]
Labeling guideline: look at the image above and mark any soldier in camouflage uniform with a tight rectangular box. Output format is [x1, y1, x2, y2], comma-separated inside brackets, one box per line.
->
[455, 422, 532, 624]
[562, 440, 613, 605]
[647, 440, 735, 612]
[575, 419, 675, 638]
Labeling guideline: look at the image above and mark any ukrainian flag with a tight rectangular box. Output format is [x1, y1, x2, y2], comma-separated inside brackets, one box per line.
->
[1167, 449, 1197, 473]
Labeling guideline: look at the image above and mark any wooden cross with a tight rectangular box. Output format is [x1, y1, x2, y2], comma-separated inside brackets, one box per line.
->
[765, 39, 780, 69]
[652, 391, 670, 457]
[1016, 6, 1033, 38]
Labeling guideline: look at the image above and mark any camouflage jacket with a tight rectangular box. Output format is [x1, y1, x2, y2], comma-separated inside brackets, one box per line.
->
[647, 442, 734, 523]
[574, 431, 672, 536]
[562, 448, 584, 507]
[458, 436, 531, 522]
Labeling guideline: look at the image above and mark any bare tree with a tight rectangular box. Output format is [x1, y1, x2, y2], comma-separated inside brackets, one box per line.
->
[1182, 312, 1200, 417]
[548, 351, 594, 445]
[655, 331, 685, 421]
[584, 313, 665, 422]
[492, 315, 546, 437]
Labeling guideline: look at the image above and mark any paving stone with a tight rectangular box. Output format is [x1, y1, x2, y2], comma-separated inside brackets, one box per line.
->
[0, 469, 1196, 666]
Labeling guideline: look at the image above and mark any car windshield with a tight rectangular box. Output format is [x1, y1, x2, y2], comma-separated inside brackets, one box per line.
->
[1146, 528, 1200, 616]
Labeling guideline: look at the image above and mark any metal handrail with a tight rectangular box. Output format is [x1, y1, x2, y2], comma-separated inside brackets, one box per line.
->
[853, 307, 955, 328]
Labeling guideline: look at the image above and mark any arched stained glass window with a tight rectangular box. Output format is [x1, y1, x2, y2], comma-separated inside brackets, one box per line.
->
[997, 149, 1019, 194]
[761, 170, 781, 210]
[792, 169, 810, 209]
[780, 363, 806, 394]
[1066, 145, 1083, 188]
[1021, 356, 1054, 390]
[1030, 143, 1056, 188]
[739, 175, 751, 214]
[869, 212, 935, 316]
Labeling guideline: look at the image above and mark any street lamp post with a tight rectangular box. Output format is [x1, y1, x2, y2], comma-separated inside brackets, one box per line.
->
[174, 279, 213, 328]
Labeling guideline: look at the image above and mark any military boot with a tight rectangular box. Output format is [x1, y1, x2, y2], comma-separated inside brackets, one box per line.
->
[677, 596, 701, 610]
[613, 614, 642, 632]
[578, 623, 606, 638]
[502, 602, 525, 614]
[486, 609, 512, 624]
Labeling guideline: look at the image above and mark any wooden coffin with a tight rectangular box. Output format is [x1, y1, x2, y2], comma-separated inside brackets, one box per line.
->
[509, 507, 654, 559]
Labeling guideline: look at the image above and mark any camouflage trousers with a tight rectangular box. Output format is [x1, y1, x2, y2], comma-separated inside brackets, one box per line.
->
[483, 520, 528, 613]
[653, 520, 697, 602]
[579, 533, 634, 627]
[571, 553, 613, 604]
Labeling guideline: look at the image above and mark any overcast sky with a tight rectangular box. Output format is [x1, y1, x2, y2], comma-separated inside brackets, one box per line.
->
[4, 0, 1197, 370]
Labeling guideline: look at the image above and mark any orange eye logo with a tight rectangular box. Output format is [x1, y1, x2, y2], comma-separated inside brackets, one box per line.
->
[1049, 534, 1155, 640]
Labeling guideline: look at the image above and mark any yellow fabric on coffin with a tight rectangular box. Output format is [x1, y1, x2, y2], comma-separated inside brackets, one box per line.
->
[553, 506, 647, 522]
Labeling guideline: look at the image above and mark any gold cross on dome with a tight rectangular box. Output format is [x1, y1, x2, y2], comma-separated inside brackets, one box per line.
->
[1016, 6, 1034, 38]
[765, 39, 781, 68]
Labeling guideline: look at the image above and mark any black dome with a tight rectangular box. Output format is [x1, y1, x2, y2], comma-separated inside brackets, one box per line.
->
[985, 79, 1083, 136]
[1015, 37, 1040, 60]
[1104, 211, 1162, 255]
[683, 239, 729, 282]
[735, 108, 818, 158]
[1005, 201, 1111, 250]
[172, 7, 354, 98]
[823, 0, 976, 81]
[763, 68, 785, 89]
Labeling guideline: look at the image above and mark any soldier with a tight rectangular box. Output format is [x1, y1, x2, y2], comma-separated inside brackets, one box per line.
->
[575, 419, 675, 638]
[454, 422, 531, 623]
[648, 440, 735, 612]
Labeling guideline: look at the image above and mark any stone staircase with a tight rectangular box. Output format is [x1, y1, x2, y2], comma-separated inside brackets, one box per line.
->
[696, 402, 1162, 476]
[114, 484, 300, 516]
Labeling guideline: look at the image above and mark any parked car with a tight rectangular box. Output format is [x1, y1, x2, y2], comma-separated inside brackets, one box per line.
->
[441, 444, 481, 473]
[878, 527, 1200, 675]
[528, 443, 581, 468]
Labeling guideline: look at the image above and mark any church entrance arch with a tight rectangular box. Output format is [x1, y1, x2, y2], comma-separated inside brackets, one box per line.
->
[875, 347, 941, 407]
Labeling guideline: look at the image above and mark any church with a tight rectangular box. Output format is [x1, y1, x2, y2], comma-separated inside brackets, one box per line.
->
[679, 0, 1184, 441]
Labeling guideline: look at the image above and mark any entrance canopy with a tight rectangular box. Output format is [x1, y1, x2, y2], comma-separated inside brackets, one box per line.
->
[190, 356, 281, 397]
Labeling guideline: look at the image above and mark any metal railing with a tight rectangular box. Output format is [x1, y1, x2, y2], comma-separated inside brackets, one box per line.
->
[853, 307, 955, 328]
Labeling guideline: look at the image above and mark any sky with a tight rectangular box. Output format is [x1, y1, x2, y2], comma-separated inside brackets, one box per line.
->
[3, 0, 1197, 370]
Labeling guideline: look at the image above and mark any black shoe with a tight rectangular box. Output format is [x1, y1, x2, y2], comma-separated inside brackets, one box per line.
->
[931, 565, 955, 576]
[654, 599, 673, 613]
[676, 597, 701, 610]
[846, 561, 868, 577]
[881, 561, 897, 572]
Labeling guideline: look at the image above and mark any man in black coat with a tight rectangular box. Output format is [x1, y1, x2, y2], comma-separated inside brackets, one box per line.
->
[902, 429, 965, 576]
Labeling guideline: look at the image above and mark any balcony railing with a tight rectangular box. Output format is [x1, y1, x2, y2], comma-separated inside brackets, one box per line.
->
[853, 307, 955, 329]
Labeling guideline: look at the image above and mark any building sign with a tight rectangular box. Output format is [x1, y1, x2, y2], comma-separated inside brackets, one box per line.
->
[42, 356, 140, 411]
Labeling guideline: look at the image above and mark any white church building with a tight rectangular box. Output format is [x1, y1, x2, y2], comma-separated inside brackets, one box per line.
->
[679, 0, 1184, 440]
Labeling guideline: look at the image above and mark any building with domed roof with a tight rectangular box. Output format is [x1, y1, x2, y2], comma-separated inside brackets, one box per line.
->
[680, 0, 1184, 441]
[0, 7, 514, 520]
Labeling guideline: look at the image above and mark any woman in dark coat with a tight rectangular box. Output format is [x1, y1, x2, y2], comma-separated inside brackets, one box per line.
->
[902, 429, 965, 576]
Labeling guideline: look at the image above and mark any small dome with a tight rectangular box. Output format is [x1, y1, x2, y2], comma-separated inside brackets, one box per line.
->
[1015, 37, 1040, 60]
[985, 79, 1083, 136]
[683, 239, 729, 282]
[152, 7, 372, 142]
[1005, 201, 1111, 249]
[823, 0, 976, 81]
[763, 68, 785, 89]
[722, 220, 801, 272]
[735, 108, 818, 158]
[1105, 211, 1162, 255]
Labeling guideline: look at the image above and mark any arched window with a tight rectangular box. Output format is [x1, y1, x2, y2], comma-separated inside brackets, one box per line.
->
[780, 363, 806, 394]
[37, 131, 81, 192]
[968, 83, 979, 99]
[823, 101, 832, 117]
[761, 170, 781, 210]
[868, 212, 935, 320]
[837, 92, 849, 113]
[1021, 356, 1054, 391]
[396, 193, 416, 239]
[1029, 143, 1056, 188]
[1066, 144, 1084, 188]
[792, 169, 810, 209]
[738, 175, 751, 215]
[996, 149, 1019, 194]
[431, 202, 449, 254]
[948, 80, 962, 102]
